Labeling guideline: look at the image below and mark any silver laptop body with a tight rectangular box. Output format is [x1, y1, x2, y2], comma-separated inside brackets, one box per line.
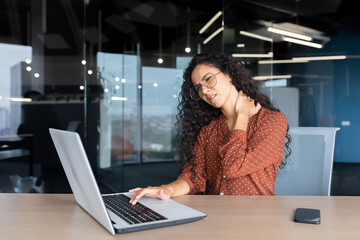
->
[49, 128, 206, 235]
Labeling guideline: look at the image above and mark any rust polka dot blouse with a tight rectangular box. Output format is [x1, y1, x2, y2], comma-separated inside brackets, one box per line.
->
[178, 107, 288, 195]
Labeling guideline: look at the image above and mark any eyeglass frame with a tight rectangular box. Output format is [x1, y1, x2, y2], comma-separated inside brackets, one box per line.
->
[189, 71, 221, 101]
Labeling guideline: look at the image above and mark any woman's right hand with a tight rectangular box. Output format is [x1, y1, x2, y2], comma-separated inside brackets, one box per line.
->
[129, 185, 173, 205]
[235, 90, 261, 118]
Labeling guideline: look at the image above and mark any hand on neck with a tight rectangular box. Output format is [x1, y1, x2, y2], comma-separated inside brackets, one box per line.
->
[220, 86, 242, 130]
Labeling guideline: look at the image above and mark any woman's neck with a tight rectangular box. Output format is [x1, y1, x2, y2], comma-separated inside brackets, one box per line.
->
[220, 86, 238, 123]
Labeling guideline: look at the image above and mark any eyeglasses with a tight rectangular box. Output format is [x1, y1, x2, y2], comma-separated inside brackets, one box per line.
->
[190, 71, 221, 101]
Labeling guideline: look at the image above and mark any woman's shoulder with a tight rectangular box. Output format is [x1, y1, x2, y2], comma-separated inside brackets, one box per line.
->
[258, 108, 287, 127]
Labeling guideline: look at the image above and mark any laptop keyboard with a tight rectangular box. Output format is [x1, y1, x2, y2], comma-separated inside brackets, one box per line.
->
[102, 194, 167, 225]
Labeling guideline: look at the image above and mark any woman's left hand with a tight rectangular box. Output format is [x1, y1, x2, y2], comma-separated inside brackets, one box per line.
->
[235, 91, 261, 119]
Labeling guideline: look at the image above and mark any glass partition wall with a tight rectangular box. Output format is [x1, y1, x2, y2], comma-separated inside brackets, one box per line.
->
[1, 0, 360, 195]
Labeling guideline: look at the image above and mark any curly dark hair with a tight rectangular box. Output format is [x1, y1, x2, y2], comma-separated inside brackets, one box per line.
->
[176, 52, 291, 191]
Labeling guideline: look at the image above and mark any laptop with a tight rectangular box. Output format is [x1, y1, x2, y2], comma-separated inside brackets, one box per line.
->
[49, 128, 206, 235]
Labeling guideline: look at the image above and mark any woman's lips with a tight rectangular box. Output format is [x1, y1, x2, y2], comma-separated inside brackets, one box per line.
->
[209, 94, 216, 102]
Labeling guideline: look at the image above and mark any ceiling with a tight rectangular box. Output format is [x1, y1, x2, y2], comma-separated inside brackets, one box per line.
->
[1, 0, 359, 60]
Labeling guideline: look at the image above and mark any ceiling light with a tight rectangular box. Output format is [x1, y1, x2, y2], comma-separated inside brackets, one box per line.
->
[237, 44, 245, 48]
[26, 66, 32, 71]
[34, 73, 40, 78]
[253, 75, 292, 81]
[258, 59, 309, 64]
[268, 21, 331, 42]
[292, 55, 347, 61]
[283, 37, 322, 49]
[232, 52, 273, 58]
[199, 11, 222, 34]
[203, 27, 224, 44]
[111, 97, 128, 101]
[25, 59, 31, 64]
[264, 79, 288, 87]
[185, 47, 191, 53]
[239, 31, 273, 42]
[267, 27, 312, 41]
[258, 55, 347, 64]
[158, 25, 163, 65]
[79, 85, 84, 90]
[9, 97, 32, 102]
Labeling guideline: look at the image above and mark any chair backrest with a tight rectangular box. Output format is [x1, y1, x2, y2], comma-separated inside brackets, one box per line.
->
[275, 127, 340, 196]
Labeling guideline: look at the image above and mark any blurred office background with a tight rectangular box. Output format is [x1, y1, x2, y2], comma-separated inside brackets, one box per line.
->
[0, 0, 359, 195]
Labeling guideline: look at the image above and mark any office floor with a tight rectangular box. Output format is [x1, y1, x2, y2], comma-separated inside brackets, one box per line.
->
[0, 162, 42, 193]
[0, 161, 359, 195]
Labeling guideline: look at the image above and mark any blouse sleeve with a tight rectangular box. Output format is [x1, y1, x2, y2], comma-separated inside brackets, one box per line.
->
[219, 112, 287, 179]
[177, 128, 207, 194]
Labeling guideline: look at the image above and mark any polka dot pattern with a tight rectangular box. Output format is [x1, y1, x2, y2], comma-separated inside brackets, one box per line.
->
[178, 107, 288, 195]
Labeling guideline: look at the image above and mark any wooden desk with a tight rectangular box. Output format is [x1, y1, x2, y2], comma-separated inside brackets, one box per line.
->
[0, 194, 359, 240]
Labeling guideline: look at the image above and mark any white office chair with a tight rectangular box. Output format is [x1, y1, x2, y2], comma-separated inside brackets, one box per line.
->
[275, 127, 340, 196]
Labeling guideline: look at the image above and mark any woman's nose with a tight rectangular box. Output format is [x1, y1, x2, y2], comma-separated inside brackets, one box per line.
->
[201, 85, 210, 94]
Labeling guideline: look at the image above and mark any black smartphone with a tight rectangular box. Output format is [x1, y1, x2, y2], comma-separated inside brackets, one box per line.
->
[294, 208, 321, 224]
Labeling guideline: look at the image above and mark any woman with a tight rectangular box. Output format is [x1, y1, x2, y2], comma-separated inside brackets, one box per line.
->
[130, 53, 291, 205]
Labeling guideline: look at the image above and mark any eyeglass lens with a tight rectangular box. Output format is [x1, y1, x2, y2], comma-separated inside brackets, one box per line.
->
[190, 72, 218, 100]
